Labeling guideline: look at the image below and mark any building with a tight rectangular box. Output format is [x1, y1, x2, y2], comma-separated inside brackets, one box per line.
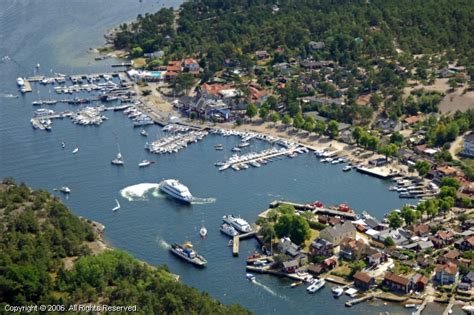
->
[384, 272, 412, 294]
[411, 274, 429, 291]
[310, 238, 334, 257]
[319, 221, 356, 245]
[278, 237, 301, 257]
[283, 260, 299, 273]
[183, 58, 200, 74]
[353, 271, 375, 290]
[367, 252, 386, 266]
[339, 237, 367, 261]
[308, 41, 325, 51]
[255, 50, 270, 60]
[461, 133, 474, 158]
[455, 235, 474, 251]
[435, 263, 458, 285]
[409, 223, 430, 237]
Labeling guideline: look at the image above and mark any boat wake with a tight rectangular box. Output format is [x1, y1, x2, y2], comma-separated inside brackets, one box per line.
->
[0, 92, 18, 98]
[120, 183, 161, 201]
[191, 197, 217, 205]
[252, 280, 289, 301]
[156, 237, 171, 249]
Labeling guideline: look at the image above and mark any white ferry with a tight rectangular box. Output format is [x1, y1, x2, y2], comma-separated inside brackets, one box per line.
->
[223, 215, 252, 233]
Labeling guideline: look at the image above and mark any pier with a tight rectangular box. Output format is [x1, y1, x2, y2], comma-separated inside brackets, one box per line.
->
[414, 297, 430, 315]
[22, 80, 32, 93]
[345, 292, 379, 307]
[245, 266, 305, 281]
[269, 200, 357, 220]
[232, 231, 258, 256]
[356, 166, 399, 179]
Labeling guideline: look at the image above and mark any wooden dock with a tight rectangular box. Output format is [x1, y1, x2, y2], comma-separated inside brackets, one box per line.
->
[22, 80, 32, 93]
[345, 292, 379, 307]
[232, 231, 257, 256]
[245, 266, 305, 281]
[414, 297, 429, 315]
[356, 166, 399, 179]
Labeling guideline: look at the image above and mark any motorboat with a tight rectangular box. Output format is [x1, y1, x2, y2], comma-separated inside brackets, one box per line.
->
[112, 199, 120, 211]
[214, 144, 224, 150]
[246, 273, 256, 282]
[342, 165, 352, 172]
[59, 186, 71, 194]
[199, 226, 207, 238]
[138, 160, 154, 167]
[16, 77, 25, 86]
[306, 279, 325, 293]
[140, 129, 148, 136]
[332, 286, 344, 297]
[160, 179, 193, 203]
[169, 242, 207, 267]
[72, 147, 79, 154]
[223, 215, 252, 233]
[61, 142, 66, 149]
[231, 147, 241, 152]
[291, 281, 303, 288]
[219, 223, 239, 237]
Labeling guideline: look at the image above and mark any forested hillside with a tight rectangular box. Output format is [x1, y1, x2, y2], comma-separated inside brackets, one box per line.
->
[113, 0, 474, 72]
[0, 178, 249, 315]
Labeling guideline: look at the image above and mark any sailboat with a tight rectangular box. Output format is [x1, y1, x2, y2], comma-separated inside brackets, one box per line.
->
[111, 143, 124, 165]
[112, 199, 120, 211]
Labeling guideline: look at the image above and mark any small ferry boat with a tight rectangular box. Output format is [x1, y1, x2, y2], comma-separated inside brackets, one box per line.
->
[332, 286, 344, 297]
[246, 273, 256, 282]
[59, 186, 71, 194]
[223, 215, 252, 233]
[140, 129, 148, 136]
[169, 242, 207, 267]
[219, 223, 239, 237]
[306, 279, 325, 293]
[138, 160, 154, 167]
[160, 179, 193, 203]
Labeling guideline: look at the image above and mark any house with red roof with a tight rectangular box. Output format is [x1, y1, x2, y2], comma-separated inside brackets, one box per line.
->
[435, 262, 458, 285]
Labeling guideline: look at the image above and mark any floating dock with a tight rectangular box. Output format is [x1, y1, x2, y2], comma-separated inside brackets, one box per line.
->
[22, 80, 32, 93]
[345, 292, 379, 307]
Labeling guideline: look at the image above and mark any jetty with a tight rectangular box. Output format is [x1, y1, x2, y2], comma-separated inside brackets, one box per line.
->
[232, 231, 257, 256]
[21, 80, 32, 93]
[245, 266, 306, 281]
[345, 292, 380, 307]
[269, 200, 357, 220]
[414, 297, 430, 315]
[356, 166, 399, 179]
[145, 130, 208, 154]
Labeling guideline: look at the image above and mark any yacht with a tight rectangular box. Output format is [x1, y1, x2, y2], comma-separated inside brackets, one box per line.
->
[138, 160, 154, 167]
[59, 186, 71, 194]
[111, 152, 124, 166]
[160, 179, 193, 203]
[170, 242, 207, 267]
[219, 223, 239, 237]
[16, 77, 25, 86]
[223, 215, 252, 233]
[306, 278, 325, 293]
[332, 286, 344, 297]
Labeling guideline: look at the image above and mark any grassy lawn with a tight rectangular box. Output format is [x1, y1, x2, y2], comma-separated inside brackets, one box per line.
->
[330, 264, 352, 278]
[132, 58, 147, 68]
[303, 229, 319, 252]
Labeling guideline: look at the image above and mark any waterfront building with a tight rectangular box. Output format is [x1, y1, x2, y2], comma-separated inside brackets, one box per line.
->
[384, 272, 412, 294]
[435, 263, 459, 285]
[319, 221, 356, 245]
[461, 133, 474, 158]
[353, 271, 375, 291]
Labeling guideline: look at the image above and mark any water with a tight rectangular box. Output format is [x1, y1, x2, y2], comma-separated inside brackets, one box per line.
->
[0, 1, 452, 314]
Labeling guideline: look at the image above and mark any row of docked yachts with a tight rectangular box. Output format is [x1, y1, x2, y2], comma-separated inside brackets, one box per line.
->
[215, 146, 308, 172]
[145, 130, 208, 154]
